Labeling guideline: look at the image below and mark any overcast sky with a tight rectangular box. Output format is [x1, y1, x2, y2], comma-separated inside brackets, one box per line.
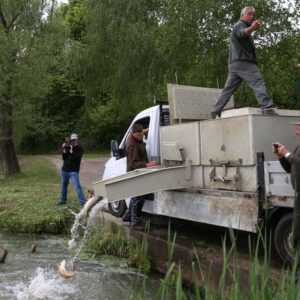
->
[58, 0, 68, 5]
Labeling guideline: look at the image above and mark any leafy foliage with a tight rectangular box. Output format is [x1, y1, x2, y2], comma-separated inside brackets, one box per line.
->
[3, 0, 300, 153]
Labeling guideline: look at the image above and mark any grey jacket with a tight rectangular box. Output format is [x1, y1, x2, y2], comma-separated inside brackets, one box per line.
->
[229, 20, 257, 65]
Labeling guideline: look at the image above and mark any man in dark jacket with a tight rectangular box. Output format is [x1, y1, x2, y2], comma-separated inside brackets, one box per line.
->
[273, 122, 300, 281]
[122, 123, 157, 228]
[57, 133, 86, 206]
[211, 6, 275, 119]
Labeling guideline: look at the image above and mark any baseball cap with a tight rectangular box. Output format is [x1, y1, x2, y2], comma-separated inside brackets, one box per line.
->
[70, 133, 78, 140]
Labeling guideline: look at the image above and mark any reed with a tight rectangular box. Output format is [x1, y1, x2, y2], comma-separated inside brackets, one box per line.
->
[152, 225, 300, 300]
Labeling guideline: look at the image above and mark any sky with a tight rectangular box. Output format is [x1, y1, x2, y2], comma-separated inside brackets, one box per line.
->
[57, 0, 68, 5]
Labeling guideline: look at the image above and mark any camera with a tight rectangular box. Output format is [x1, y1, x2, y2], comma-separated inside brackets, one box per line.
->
[64, 143, 71, 151]
[62, 137, 71, 151]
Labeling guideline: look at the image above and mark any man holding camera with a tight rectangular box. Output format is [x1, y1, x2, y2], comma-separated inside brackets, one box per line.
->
[57, 133, 86, 207]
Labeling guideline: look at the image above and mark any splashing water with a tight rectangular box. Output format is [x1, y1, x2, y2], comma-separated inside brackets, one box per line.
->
[5, 267, 78, 300]
[67, 198, 108, 263]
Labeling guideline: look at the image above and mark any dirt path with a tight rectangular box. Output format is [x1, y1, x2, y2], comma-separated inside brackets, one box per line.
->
[50, 155, 109, 190]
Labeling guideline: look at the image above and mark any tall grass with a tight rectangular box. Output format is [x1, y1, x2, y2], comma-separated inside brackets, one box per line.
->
[152, 224, 300, 300]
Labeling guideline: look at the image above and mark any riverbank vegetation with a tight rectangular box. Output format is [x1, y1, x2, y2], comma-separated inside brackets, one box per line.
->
[85, 220, 151, 273]
[0, 0, 299, 175]
[153, 229, 300, 299]
[0, 156, 78, 233]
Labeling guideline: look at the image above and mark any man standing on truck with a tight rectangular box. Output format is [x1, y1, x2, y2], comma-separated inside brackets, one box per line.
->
[273, 124, 300, 282]
[211, 6, 275, 119]
[122, 123, 157, 229]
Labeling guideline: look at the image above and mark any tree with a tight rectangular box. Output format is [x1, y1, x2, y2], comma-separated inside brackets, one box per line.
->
[0, 0, 67, 173]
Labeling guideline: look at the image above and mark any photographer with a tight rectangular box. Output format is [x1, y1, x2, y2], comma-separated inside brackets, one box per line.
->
[57, 133, 86, 207]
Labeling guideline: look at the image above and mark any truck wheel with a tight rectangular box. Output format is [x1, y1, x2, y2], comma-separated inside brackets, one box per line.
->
[108, 200, 127, 217]
[274, 213, 293, 264]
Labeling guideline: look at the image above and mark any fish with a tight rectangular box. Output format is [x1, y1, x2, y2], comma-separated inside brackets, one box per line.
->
[82, 196, 103, 219]
[58, 259, 76, 279]
[31, 244, 37, 253]
[0, 247, 7, 263]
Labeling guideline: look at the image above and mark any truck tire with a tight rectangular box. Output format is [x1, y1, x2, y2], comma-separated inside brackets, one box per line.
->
[274, 213, 293, 264]
[108, 200, 127, 217]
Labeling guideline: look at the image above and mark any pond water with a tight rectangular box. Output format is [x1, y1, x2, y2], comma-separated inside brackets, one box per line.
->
[0, 232, 162, 300]
[0, 201, 162, 300]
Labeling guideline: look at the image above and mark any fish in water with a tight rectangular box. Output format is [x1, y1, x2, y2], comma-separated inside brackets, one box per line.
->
[58, 259, 76, 279]
[0, 247, 8, 263]
[31, 244, 37, 253]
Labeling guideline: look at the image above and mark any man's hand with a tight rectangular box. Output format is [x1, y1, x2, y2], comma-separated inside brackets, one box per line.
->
[245, 19, 261, 36]
[146, 160, 157, 168]
[251, 19, 261, 30]
[273, 142, 289, 158]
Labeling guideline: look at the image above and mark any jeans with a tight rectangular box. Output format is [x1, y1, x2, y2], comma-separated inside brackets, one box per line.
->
[60, 170, 86, 205]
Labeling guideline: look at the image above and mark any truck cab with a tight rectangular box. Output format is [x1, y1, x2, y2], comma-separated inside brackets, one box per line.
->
[103, 104, 169, 216]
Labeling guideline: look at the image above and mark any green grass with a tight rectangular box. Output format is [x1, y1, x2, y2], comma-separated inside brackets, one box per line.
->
[0, 155, 82, 234]
[84, 219, 151, 273]
[84, 151, 110, 158]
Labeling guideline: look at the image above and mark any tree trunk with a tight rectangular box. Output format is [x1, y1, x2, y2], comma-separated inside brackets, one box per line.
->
[0, 137, 20, 175]
[0, 80, 20, 175]
[0, 5, 21, 175]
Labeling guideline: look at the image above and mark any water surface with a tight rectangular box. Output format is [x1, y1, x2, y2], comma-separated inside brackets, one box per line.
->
[0, 232, 161, 300]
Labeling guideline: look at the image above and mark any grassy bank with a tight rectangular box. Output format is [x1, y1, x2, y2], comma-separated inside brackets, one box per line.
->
[0, 155, 151, 272]
[85, 220, 151, 273]
[0, 156, 80, 234]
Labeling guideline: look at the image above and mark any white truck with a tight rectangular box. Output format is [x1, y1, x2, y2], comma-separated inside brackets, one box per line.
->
[92, 84, 300, 263]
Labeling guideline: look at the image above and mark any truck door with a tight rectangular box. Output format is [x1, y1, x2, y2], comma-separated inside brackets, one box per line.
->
[102, 105, 161, 216]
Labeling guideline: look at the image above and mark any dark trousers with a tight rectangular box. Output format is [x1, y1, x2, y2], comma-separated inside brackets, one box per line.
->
[125, 196, 145, 225]
[293, 192, 300, 279]
[293, 193, 300, 250]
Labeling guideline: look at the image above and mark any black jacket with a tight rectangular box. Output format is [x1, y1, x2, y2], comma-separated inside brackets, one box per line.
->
[62, 145, 83, 172]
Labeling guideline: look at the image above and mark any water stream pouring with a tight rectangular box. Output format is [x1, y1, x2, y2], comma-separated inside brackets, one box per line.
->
[57, 195, 107, 279]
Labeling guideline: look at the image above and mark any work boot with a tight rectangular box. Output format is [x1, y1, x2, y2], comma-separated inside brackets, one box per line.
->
[122, 210, 131, 222]
[56, 201, 66, 206]
[210, 112, 221, 119]
[261, 106, 278, 115]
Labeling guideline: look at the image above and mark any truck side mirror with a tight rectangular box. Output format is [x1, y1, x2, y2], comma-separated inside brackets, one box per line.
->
[111, 140, 125, 159]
